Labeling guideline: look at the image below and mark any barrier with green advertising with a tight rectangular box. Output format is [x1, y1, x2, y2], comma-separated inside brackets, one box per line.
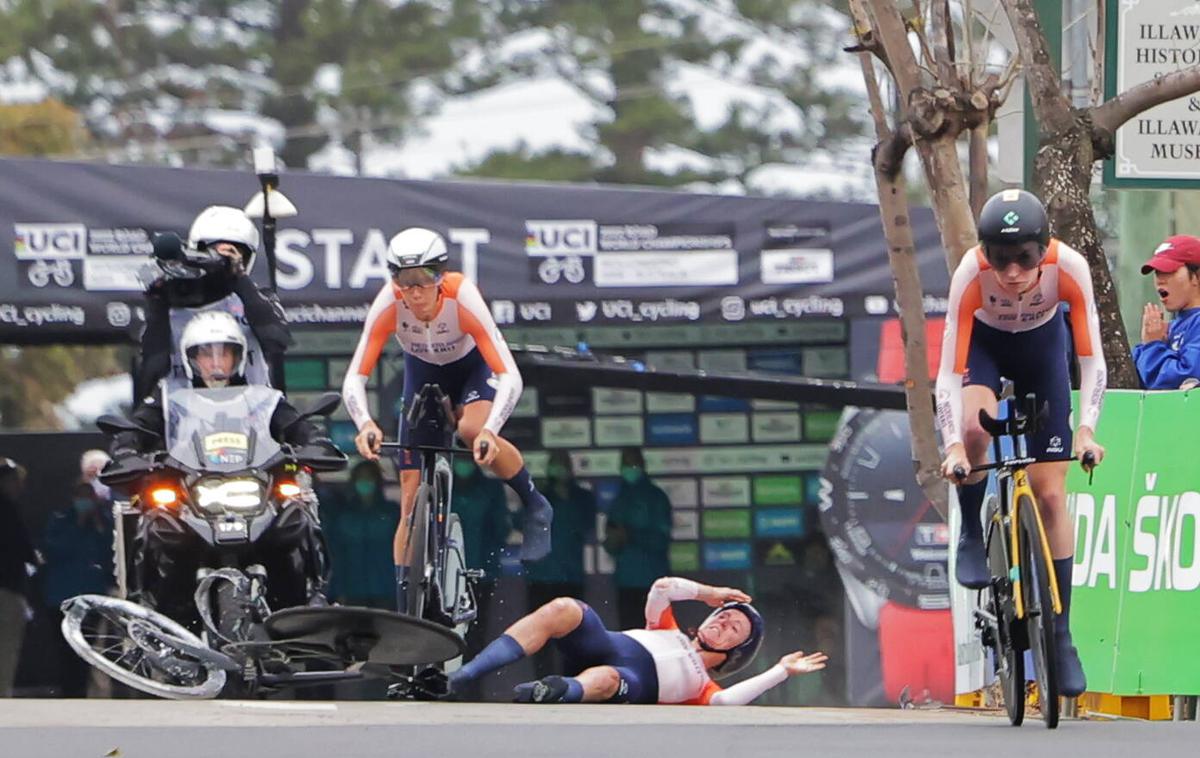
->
[1069, 390, 1200, 695]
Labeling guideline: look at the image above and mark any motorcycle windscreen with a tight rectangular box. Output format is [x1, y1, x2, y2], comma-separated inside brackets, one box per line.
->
[164, 385, 284, 473]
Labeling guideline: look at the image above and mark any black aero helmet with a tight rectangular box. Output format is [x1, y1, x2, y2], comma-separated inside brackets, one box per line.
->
[697, 601, 765, 679]
[978, 189, 1049, 247]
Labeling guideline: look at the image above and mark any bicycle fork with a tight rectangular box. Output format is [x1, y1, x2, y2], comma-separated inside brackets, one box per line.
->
[1009, 469, 1063, 620]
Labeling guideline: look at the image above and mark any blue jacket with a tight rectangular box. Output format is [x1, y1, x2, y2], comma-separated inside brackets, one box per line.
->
[606, 476, 672, 590]
[523, 480, 596, 586]
[1134, 307, 1200, 389]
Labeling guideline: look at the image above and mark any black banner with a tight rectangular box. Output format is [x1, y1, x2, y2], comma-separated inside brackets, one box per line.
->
[0, 158, 950, 342]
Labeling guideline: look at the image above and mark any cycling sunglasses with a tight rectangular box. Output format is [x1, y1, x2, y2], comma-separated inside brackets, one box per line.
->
[390, 266, 442, 288]
[984, 242, 1045, 271]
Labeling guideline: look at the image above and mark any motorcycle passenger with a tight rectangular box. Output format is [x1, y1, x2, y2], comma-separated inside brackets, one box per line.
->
[136, 205, 292, 396]
[110, 311, 334, 621]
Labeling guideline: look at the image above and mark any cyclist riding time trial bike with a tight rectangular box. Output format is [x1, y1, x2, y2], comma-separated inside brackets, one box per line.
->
[374, 383, 482, 634]
[956, 380, 1095, 729]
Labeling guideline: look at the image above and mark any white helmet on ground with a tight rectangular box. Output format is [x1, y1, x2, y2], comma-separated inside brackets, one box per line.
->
[180, 311, 248, 388]
[386, 228, 449, 276]
[188, 205, 260, 273]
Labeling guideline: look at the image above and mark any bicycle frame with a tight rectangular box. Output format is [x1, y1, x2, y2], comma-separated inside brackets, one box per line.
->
[383, 383, 480, 627]
[977, 390, 1065, 621]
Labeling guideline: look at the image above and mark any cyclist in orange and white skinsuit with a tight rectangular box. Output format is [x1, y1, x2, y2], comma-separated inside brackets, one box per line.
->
[437, 576, 828, 704]
[341, 228, 552, 613]
[936, 189, 1106, 697]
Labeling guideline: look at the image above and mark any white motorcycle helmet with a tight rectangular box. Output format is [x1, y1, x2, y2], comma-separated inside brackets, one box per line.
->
[385, 228, 449, 277]
[180, 311, 248, 388]
[188, 205, 260, 273]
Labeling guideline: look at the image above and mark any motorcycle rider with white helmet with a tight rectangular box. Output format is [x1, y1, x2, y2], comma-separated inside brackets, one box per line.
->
[136, 205, 292, 397]
[110, 311, 337, 619]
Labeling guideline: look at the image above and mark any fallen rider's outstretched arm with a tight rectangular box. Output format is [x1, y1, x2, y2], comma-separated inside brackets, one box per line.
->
[707, 651, 829, 706]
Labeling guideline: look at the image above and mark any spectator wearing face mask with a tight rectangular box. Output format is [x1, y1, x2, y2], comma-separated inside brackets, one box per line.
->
[1135, 235, 1200, 390]
[40, 482, 114, 697]
[524, 450, 597, 679]
[322, 461, 396, 608]
[605, 447, 672, 631]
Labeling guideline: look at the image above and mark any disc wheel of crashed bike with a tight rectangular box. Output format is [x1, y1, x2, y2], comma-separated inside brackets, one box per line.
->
[1019, 494, 1059, 729]
[60, 594, 228, 699]
[404, 482, 433, 621]
[984, 518, 1024, 726]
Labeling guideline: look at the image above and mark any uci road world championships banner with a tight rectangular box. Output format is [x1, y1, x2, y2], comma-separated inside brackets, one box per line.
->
[0, 157, 950, 342]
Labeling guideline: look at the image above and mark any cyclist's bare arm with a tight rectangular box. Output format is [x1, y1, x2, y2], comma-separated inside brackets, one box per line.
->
[1056, 245, 1107, 468]
[446, 275, 523, 463]
[935, 255, 984, 479]
[343, 284, 397, 460]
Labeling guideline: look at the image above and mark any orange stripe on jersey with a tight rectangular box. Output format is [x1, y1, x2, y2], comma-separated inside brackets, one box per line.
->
[1042, 239, 1060, 266]
[358, 301, 397, 376]
[450, 275, 510, 376]
[652, 606, 679, 631]
[1059, 269, 1095, 357]
[684, 680, 723, 705]
[952, 278, 983, 374]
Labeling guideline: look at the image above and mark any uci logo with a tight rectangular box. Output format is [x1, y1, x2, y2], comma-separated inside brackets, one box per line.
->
[14, 223, 87, 260]
[524, 220, 597, 256]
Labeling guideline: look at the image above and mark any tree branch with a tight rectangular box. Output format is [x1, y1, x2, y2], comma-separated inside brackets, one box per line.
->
[930, 0, 957, 87]
[1001, 0, 1073, 135]
[1092, 65, 1200, 134]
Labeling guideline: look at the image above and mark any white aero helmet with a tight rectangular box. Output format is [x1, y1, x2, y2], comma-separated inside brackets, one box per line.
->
[386, 228, 449, 276]
[180, 311, 248, 388]
[188, 205, 260, 273]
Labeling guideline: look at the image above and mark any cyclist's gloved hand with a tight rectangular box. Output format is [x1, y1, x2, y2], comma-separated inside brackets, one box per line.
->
[473, 429, 500, 467]
[354, 420, 383, 461]
[1074, 426, 1105, 471]
[940, 443, 971, 482]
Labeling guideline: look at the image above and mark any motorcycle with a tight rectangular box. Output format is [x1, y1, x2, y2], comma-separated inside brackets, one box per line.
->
[60, 385, 464, 698]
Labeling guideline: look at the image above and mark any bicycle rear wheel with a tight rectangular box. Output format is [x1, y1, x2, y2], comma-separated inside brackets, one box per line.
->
[404, 482, 433, 619]
[984, 514, 1025, 726]
[1018, 493, 1060, 729]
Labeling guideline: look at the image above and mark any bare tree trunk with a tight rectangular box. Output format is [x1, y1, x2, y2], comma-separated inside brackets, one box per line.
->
[968, 124, 988, 219]
[851, 0, 947, 519]
[866, 0, 980, 272]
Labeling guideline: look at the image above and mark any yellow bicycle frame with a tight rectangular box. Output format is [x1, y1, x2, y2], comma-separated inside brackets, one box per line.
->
[1008, 469, 1063, 619]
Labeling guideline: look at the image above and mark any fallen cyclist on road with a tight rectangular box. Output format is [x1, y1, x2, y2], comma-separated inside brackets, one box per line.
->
[395, 576, 827, 704]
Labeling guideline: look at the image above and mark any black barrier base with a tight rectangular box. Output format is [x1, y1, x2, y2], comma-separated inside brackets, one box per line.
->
[264, 606, 465, 666]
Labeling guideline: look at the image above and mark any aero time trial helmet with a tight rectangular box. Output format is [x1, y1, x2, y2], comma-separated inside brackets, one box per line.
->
[696, 601, 765, 679]
[386, 228, 449, 287]
[977, 189, 1049, 270]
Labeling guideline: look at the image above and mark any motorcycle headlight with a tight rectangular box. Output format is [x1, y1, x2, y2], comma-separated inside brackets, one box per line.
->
[192, 478, 264, 514]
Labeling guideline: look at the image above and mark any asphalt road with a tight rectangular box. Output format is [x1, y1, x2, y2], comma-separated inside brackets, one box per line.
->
[0, 700, 1194, 758]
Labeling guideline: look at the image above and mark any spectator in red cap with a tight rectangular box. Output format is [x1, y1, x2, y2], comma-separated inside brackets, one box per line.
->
[1135, 234, 1200, 389]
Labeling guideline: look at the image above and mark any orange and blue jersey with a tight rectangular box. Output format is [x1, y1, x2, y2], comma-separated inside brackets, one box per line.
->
[342, 272, 522, 436]
[935, 240, 1106, 446]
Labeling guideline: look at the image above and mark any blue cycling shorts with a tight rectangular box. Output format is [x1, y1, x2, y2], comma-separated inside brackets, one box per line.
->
[396, 349, 496, 470]
[963, 312, 1073, 459]
[555, 601, 659, 704]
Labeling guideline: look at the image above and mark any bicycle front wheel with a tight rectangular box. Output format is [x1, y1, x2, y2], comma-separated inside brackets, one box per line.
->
[60, 594, 228, 699]
[985, 515, 1025, 726]
[1018, 493, 1060, 729]
[404, 482, 433, 619]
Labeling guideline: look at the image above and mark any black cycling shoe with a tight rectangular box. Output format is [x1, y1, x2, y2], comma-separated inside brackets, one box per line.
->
[1056, 634, 1088, 697]
[513, 675, 569, 703]
[955, 533, 990, 590]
